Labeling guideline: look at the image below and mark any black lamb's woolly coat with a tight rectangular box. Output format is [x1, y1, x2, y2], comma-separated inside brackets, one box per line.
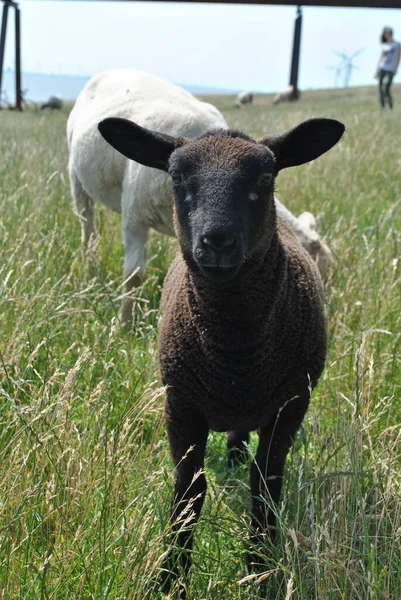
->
[159, 216, 326, 434]
[96, 111, 344, 594]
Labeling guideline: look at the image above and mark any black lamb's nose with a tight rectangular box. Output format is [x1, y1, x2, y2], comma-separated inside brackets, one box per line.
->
[201, 232, 236, 252]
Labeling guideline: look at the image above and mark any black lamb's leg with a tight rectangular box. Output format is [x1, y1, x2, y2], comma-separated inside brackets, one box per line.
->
[160, 407, 209, 596]
[248, 394, 310, 572]
[227, 429, 250, 467]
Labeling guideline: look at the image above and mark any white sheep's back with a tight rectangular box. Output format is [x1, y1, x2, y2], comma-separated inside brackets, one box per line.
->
[67, 69, 227, 222]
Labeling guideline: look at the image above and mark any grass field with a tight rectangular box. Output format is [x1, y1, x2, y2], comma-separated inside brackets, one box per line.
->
[1, 84, 401, 600]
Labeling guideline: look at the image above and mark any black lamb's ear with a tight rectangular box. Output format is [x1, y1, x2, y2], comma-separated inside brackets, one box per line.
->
[98, 117, 186, 171]
[258, 118, 345, 172]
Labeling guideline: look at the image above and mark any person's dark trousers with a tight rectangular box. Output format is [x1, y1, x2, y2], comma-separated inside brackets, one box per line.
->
[379, 68, 394, 109]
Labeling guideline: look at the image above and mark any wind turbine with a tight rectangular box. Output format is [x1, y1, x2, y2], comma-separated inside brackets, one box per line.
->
[333, 48, 364, 87]
[326, 63, 344, 87]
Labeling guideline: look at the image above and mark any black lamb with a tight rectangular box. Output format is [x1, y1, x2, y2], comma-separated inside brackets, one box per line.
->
[98, 116, 345, 593]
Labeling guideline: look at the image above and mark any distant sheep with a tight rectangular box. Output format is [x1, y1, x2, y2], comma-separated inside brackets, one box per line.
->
[69, 68, 331, 328]
[273, 84, 299, 105]
[98, 116, 345, 591]
[41, 95, 63, 110]
[235, 90, 253, 108]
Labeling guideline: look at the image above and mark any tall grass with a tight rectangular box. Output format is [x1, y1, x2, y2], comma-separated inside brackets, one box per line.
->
[1, 86, 401, 599]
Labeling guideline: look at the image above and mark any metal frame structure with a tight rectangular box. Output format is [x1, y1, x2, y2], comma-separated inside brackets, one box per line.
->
[48, 0, 401, 5]
[0, 0, 400, 110]
[289, 5, 302, 99]
[0, 0, 21, 109]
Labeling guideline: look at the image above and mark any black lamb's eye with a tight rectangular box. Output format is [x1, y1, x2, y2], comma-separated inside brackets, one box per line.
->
[171, 171, 182, 185]
[258, 172, 272, 187]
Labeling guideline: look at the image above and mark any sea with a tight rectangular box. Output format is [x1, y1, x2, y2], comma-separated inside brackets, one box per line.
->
[1, 70, 238, 104]
[2, 70, 91, 103]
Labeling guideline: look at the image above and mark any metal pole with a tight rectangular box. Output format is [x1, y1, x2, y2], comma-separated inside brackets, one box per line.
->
[289, 5, 302, 100]
[15, 4, 21, 109]
[0, 1, 10, 108]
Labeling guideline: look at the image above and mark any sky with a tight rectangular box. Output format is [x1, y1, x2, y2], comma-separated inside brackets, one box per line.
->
[3, 1, 401, 92]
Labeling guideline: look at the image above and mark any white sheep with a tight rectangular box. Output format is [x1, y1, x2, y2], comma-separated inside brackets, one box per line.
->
[68, 68, 330, 327]
[67, 69, 226, 325]
[234, 90, 254, 108]
[273, 84, 298, 105]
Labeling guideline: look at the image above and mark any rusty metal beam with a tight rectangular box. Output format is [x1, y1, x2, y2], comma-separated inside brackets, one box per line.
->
[289, 0, 401, 5]
[28, 0, 401, 6]
[65, 0, 401, 6]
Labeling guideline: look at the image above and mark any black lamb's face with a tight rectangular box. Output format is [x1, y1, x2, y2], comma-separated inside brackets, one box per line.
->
[168, 132, 277, 283]
[97, 117, 345, 283]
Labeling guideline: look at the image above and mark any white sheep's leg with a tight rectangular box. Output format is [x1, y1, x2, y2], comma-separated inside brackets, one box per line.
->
[120, 223, 149, 329]
[70, 171, 96, 258]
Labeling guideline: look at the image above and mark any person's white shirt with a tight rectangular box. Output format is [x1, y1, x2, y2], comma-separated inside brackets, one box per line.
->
[379, 40, 401, 73]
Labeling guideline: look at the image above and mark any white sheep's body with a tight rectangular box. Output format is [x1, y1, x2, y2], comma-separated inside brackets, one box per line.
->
[273, 85, 295, 105]
[67, 69, 226, 235]
[275, 200, 333, 275]
[235, 90, 253, 107]
[68, 69, 330, 326]
[67, 69, 227, 323]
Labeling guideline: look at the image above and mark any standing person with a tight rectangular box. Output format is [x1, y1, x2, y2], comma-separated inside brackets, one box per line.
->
[375, 27, 401, 109]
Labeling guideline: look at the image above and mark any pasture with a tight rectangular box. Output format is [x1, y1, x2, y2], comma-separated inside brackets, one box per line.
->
[1, 84, 401, 599]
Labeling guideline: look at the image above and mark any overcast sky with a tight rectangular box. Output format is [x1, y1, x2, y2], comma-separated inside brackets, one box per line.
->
[4, 1, 401, 91]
